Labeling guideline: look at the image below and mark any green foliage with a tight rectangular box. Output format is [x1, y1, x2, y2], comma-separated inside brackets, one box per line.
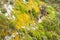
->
[0, 0, 60, 40]
[46, 6, 56, 20]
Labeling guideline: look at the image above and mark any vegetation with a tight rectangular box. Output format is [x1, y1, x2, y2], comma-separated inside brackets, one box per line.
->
[0, 0, 60, 40]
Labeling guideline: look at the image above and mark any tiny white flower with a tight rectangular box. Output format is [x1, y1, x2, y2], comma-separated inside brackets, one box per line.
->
[33, 28, 36, 30]
[35, 27, 38, 29]
[5, 13, 9, 16]
[5, 36, 11, 40]
[31, 27, 36, 30]
[38, 18, 42, 23]
[11, 34, 15, 37]
[4, 4, 7, 9]
[6, 5, 13, 14]
[16, 32, 19, 35]
[12, 15, 16, 20]
[23, 0, 28, 4]
[0, 11, 2, 14]
[23, 0, 26, 2]
[8, 5, 13, 11]
[22, 26, 25, 28]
